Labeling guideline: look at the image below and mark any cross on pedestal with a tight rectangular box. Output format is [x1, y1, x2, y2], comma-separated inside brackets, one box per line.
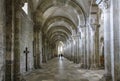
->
[23, 47, 29, 71]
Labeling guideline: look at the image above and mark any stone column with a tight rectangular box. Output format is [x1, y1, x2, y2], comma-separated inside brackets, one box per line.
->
[76, 37, 79, 63]
[66, 43, 69, 59]
[5, 0, 14, 81]
[74, 34, 81, 64]
[0, 0, 5, 81]
[73, 36, 77, 63]
[90, 27, 95, 69]
[95, 25, 100, 68]
[42, 40, 47, 63]
[68, 40, 72, 61]
[36, 30, 41, 68]
[80, 27, 87, 68]
[97, 0, 112, 80]
[69, 40, 74, 61]
[79, 33, 83, 67]
[90, 24, 100, 69]
[77, 35, 81, 64]
[67, 42, 71, 60]
[33, 26, 37, 69]
[71, 41, 73, 61]
[86, 26, 91, 69]
[110, 0, 120, 81]
[14, 0, 22, 81]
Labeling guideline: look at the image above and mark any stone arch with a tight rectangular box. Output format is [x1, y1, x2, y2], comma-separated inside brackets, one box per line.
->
[46, 26, 72, 36]
[43, 21, 73, 33]
[48, 31, 70, 40]
[47, 29, 71, 40]
[50, 35, 67, 44]
[36, 0, 86, 25]
[42, 16, 77, 31]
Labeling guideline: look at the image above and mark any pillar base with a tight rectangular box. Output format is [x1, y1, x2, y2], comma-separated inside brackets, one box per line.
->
[76, 59, 80, 64]
[14, 73, 21, 81]
[99, 73, 112, 81]
[70, 56, 73, 61]
[90, 64, 99, 70]
[86, 65, 90, 69]
[117, 76, 120, 81]
[73, 58, 77, 63]
[80, 63, 87, 69]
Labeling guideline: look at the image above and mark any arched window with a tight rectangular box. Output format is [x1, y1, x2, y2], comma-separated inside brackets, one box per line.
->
[22, 2, 28, 14]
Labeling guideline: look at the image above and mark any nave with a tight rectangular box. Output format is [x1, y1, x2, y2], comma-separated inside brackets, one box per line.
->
[1, 0, 120, 81]
[24, 57, 104, 81]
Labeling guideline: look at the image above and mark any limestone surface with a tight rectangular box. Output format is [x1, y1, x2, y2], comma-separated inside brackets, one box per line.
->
[24, 57, 104, 81]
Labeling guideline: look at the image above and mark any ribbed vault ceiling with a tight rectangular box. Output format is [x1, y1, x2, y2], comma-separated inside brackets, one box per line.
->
[34, 0, 91, 45]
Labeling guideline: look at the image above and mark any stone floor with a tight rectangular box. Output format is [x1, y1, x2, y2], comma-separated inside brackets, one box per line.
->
[24, 57, 105, 81]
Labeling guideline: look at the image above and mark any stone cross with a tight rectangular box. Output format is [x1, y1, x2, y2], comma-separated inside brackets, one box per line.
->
[24, 47, 29, 71]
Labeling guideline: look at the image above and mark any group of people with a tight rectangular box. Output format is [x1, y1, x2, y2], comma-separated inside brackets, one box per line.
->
[59, 54, 63, 57]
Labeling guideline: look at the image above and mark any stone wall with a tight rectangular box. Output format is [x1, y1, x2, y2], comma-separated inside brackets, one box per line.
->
[0, 0, 5, 81]
[20, 10, 34, 74]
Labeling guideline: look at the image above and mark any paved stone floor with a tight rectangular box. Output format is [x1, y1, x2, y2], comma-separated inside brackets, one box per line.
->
[24, 57, 105, 81]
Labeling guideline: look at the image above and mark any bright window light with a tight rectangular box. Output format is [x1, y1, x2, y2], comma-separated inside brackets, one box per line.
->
[22, 3, 28, 14]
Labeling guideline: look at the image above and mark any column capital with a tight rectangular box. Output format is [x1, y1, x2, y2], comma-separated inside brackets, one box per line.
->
[72, 34, 81, 39]
[97, 0, 110, 10]
[90, 24, 100, 32]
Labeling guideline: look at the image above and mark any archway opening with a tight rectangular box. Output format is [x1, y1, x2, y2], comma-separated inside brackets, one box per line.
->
[58, 41, 64, 57]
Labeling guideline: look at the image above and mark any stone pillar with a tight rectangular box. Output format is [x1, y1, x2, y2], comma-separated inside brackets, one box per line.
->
[14, 0, 22, 81]
[86, 26, 91, 69]
[67, 42, 71, 60]
[110, 0, 120, 81]
[74, 34, 80, 64]
[68, 40, 72, 61]
[78, 36, 81, 64]
[5, 0, 14, 81]
[43, 39, 47, 63]
[76, 37, 79, 63]
[68, 40, 74, 61]
[95, 25, 100, 68]
[33, 25, 37, 69]
[77, 35, 80, 64]
[91, 24, 100, 69]
[0, 0, 5, 81]
[81, 27, 87, 68]
[36, 30, 41, 68]
[97, 0, 112, 80]
[42, 37, 47, 63]
[90, 24, 100, 69]
[79, 33, 83, 67]
[65, 43, 69, 59]
[90, 25, 95, 69]
[73, 36, 77, 63]
[72, 36, 78, 63]
[71, 40, 75, 62]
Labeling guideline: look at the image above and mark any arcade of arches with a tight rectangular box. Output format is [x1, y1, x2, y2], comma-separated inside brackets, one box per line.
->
[0, 0, 120, 81]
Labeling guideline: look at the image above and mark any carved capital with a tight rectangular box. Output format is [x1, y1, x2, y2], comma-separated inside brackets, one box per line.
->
[90, 24, 100, 32]
[97, 0, 110, 10]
